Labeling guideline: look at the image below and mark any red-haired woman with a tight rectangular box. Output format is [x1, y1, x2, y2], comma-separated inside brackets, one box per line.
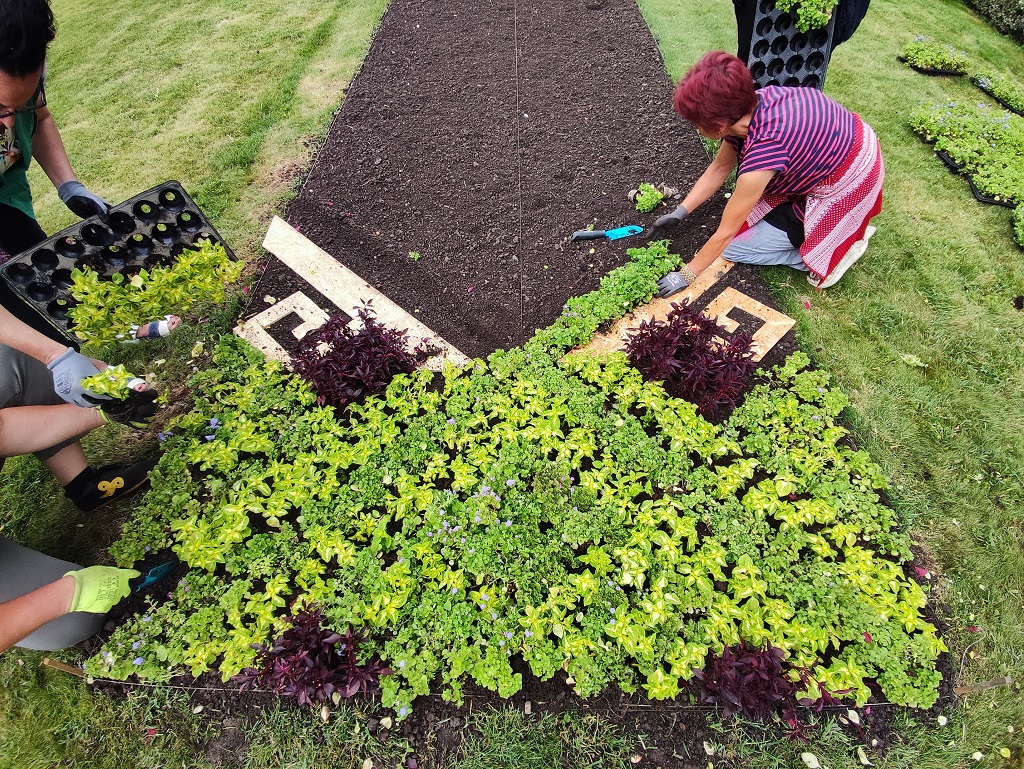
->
[654, 50, 883, 295]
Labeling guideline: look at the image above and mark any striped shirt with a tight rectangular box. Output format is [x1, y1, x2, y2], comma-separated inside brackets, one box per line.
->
[725, 85, 857, 199]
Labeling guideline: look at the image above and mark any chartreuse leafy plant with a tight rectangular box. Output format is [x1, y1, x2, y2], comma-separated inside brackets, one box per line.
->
[974, 71, 1024, 115]
[633, 182, 664, 213]
[68, 240, 243, 347]
[774, 0, 838, 32]
[86, 242, 946, 722]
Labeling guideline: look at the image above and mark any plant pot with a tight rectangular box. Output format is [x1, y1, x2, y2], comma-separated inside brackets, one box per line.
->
[127, 233, 154, 257]
[50, 268, 75, 289]
[7, 263, 34, 283]
[151, 222, 180, 245]
[109, 211, 137, 235]
[30, 248, 59, 272]
[55, 236, 85, 259]
[46, 298, 75, 321]
[101, 245, 130, 268]
[26, 282, 56, 302]
[176, 210, 202, 233]
[81, 223, 114, 247]
[132, 200, 160, 224]
[158, 188, 186, 212]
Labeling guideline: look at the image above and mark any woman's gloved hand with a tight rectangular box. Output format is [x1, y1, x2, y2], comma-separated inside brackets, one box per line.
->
[87, 388, 160, 429]
[57, 180, 112, 219]
[47, 348, 106, 407]
[653, 204, 689, 230]
[63, 565, 139, 613]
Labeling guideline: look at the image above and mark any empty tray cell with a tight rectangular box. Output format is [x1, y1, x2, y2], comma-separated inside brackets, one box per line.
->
[784, 76, 802, 86]
[177, 210, 201, 232]
[144, 253, 174, 270]
[771, 35, 788, 55]
[767, 58, 785, 78]
[101, 245, 130, 268]
[786, 55, 806, 73]
[151, 222, 179, 244]
[774, 14, 793, 33]
[47, 297, 76, 321]
[31, 248, 59, 272]
[55, 236, 85, 259]
[133, 200, 160, 224]
[158, 187, 186, 212]
[756, 16, 774, 36]
[81, 223, 114, 247]
[809, 29, 828, 47]
[127, 233, 154, 257]
[7, 263, 35, 283]
[50, 268, 75, 288]
[76, 254, 107, 274]
[791, 32, 809, 51]
[752, 39, 770, 58]
[758, 0, 774, 12]
[806, 51, 826, 71]
[109, 211, 136, 235]
[750, 61, 767, 81]
[803, 73, 822, 88]
[26, 281, 56, 302]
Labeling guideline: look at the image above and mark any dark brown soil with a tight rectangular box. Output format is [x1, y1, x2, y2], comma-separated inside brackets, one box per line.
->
[253, 0, 743, 361]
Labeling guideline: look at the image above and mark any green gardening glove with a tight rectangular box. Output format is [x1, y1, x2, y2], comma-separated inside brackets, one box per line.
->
[63, 566, 140, 613]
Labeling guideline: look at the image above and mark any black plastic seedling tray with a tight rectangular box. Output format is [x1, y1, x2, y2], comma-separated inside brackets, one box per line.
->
[0, 181, 233, 343]
[746, 0, 836, 90]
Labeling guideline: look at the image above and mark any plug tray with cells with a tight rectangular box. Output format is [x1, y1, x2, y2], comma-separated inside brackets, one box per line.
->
[0, 181, 234, 343]
[746, 0, 836, 90]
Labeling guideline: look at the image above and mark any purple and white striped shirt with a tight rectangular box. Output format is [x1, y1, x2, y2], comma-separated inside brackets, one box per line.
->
[725, 85, 857, 198]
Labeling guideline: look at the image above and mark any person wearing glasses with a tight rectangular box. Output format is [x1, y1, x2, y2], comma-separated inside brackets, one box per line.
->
[0, 0, 160, 652]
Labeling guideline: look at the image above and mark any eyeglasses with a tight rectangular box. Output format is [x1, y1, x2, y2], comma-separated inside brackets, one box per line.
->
[0, 86, 46, 121]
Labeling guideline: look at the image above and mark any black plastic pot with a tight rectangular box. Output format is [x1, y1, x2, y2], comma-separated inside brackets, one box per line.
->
[127, 233, 154, 257]
[109, 211, 137, 235]
[26, 282, 56, 302]
[132, 200, 160, 223]
[159, 188, 186, 211]
[176, 210, 201, 232]
[30, 249, 59, 272]
[50, 268, 75, 289]
[82, 223, 114, 247]
[8, 263, 34, 283]
[151, 222, 179, 245]
[55, 236, 85, 259]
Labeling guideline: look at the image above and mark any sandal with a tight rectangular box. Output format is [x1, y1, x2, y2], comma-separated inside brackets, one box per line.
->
[121, 314, 182, 342]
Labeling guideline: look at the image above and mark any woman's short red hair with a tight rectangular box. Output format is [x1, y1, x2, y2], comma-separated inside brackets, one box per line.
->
[673, 51, 758, 133]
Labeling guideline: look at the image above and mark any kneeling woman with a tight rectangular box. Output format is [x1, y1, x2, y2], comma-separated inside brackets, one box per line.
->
[654, 50, 883, 295]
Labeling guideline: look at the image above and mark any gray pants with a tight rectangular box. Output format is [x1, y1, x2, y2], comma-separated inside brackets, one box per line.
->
[722, 218, 808, 271]
[0, 536, 104, 649]
[0, 340, 76, 466]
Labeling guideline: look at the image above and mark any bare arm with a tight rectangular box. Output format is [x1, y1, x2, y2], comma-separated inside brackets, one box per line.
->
[688, 169, 776, 276]
[0, 403, 104, 457]
[678, 141, 740, 215]
[0, 576, 74, 653]
[27, 107, 78, 189]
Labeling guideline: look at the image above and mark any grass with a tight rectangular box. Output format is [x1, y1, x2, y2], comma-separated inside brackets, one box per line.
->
[3, 0, 1024, 766]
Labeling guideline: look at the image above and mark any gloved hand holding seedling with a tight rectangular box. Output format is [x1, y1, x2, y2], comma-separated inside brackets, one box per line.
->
[80, 366, 160, 429]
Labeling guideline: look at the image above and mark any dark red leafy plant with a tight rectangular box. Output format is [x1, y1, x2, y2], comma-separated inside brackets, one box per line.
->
[692, 643, 847, 741]
[290, 302, 425, 409]
[625, 300, 756, 418]
[234, 609, 392, 706]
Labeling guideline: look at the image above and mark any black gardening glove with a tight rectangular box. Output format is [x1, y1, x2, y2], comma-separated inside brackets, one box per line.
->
[652, 204, 689, 230]
[57, 180, 112, 219]
[85, 388, 160, 429]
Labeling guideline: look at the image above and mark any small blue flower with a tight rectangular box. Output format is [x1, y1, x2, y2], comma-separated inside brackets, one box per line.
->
[209, 417, 221, 429]
[142, 615, 152, 623]
[506, 479, 515, 487]
[447, 418, 456, 425]
[399, 707, 408, 717]
[157, 431, 172, 442]
[398, 660, 406, 668]
[132, 641, 141, 650]
[133, 657, 144, 666]
[491, 612, 498, 620]
[524, 630, 534, 638]
[205, 435, 216, 441]
[504, 520, 512, 527]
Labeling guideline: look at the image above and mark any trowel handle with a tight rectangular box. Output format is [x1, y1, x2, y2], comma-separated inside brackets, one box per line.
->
[570, 230, 607, 241]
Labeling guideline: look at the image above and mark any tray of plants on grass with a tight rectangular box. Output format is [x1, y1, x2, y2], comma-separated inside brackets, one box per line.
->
[909, 98, 1024, 243]
[82, 240, 948, 735]
[0, 181, 242, 346]
[899, 36, 970, 77]
[973, 71, 1024, 116]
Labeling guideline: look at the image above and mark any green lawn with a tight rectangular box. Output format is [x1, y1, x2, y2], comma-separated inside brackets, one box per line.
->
[3, 0, 1023, 767]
